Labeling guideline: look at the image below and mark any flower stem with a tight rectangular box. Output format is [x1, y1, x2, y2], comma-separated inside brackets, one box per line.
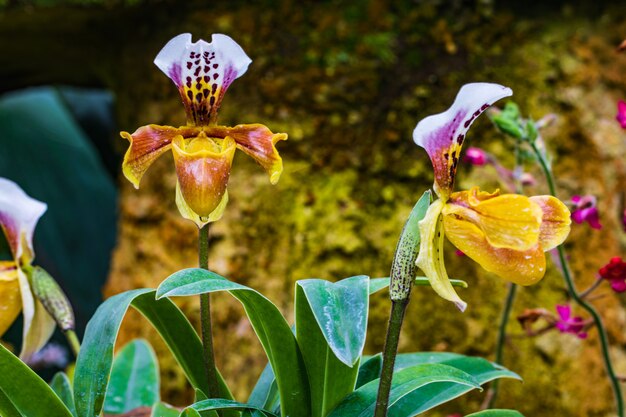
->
[64, 329, 80, 358]
[198, 225, 221, 405]
[531, 142, 624, 417]
[485, 282, 517, 408]
[374, 299, 409, 417]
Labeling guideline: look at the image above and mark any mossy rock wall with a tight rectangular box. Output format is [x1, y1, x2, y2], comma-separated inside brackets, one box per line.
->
[2, 1, 625, 415]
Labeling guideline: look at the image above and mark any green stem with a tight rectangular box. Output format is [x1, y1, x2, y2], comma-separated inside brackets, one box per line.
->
[198, 225, 221, 408]
[531, 142, 624, 417]
[374, 299, 409, 417]
[486, 282, 517, 408]
[64, 329, 80, 358]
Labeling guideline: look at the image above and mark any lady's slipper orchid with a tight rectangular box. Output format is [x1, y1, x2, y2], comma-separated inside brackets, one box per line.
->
[0, 178, 56, 359]
[121, 33, 287, 227]
[413, 83, 571, 311]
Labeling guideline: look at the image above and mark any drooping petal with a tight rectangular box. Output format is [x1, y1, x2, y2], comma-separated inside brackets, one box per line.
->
[120, 124, 200, 188]
[154, 33, 252, 126]
[0, 262, 22, 337]
[413, 83, 512, 199]
[415, 199, 467, 311]
[445, 187, 543, 251]
[0, 178, 47, 262]
[172, 133, 236, 219]
[207, 124, 288, 184]
[443, 211, 546, 285]
[17, 268, 55, 360]
[529, 196, 571, 250]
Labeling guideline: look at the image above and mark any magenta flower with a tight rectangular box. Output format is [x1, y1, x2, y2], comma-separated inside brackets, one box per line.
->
[555, 305, 588, 339]
[622, 209, 626, 232]
[617, 100, 626, 129]
[570, 195, 602, 230]
[599, 257, 626, 293]
[463, 147, 488, 166]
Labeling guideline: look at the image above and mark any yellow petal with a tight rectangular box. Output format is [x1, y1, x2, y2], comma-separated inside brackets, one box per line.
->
[529, 196, 571, 250]
[415, 199, 467, 311]
[0, 262, 22, 337]
[443, 211, 546, 285]
[172, 133, 236, 218]
[17, 268, 55, 360]
[445, 187, 543, 251]
[121, 124, 200, 188]
[175, 182, 229, 229]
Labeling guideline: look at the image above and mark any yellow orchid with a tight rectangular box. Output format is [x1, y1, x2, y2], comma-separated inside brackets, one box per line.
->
[121, 33, 287, 227]
[413, 83, 571, 311]
[0, 178, 56, 359]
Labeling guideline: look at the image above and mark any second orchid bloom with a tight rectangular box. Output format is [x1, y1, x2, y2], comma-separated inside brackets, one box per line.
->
[121, 33, 287, 227]
[413, 83, 571, 311]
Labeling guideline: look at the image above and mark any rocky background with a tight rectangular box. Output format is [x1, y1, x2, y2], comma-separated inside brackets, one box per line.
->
[1, 1, 625, 415]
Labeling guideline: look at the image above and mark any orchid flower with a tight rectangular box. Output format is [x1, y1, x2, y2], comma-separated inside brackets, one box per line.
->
[413, 83, 571, 311]
[555, 304, 588, 339]
[121, 34, 287, 227]
[599, 256, 626, 293]
[570, 194, 602, 230]
[0, 178, 56, 359]
[616, 100, 626, 129]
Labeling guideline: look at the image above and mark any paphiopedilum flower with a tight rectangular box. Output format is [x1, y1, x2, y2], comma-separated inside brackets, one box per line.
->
[413, 83, 571, 311]
[121, 33, 287, 227]
[0, 178, 56, 359]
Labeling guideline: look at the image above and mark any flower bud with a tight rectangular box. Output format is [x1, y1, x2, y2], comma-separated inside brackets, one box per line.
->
[30, 267, 75, 331]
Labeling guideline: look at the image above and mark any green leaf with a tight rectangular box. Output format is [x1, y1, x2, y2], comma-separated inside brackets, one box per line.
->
[0, 388, 22, 417]
[0, 343, 73, 417]
[103, 339, 160, 414]
[389, 356, 521, 415]
[369, 277, 468, 295]
[465, 410, 525, 417]
[73, 289, 234, 417]
[389, 190, 431, 300]
[248, 363, 278, 410]
[328, 363, 480, 417]
[355, 354, 382, 389]
[295, 277, 367, 416]
[183, 399, 277, 417]
[151, 402, 180, 417]
[50, 372, 76, 417]
[157, 269, 311, 417]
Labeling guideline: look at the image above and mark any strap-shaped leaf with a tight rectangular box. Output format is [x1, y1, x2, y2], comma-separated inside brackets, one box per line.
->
[73, 289, 234, 417]
[182, 399, 277, 416]
[103, 339, 160, 414]
[50, 372, 76, 417]
[0, 388, 22, 417]
[157, 268, 311, 417]
[328, 363, 480, 417]
[0, 343, 73, 417]
[355, 354, 382, 389]
[247, 363, 278, 410]
[151, 402, 180, 417]
[295, 277, 367, 416]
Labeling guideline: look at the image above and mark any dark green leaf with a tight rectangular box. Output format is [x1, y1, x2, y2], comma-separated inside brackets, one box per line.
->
[184, 399, 277, 417]
[0, 388, 22, 417]
[50, 372, 76, 417]
[296, 277, 366, 416]
[248, 363, 278, 410]
[355, 354, 382, 389]
[103, 339, 160, 414]
[328, 363, 480, 417]
[157, 269, 311, 417]
[0, 343, 73, 417]
[74, 289, 234, 417]
[465, 410, 524, 417]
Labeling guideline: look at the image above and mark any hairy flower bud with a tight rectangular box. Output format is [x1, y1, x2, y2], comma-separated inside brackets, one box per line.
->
[31, 267, 75, 331]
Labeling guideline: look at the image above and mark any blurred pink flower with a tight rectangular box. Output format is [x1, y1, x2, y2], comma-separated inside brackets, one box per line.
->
[599, 257, 626, 293]
[617, 100, 626, 129]
[622, 209, 626, 232]
[570, 195, 602, 230]
[555, 305, 587, 339]
[463, 147, 488, 166]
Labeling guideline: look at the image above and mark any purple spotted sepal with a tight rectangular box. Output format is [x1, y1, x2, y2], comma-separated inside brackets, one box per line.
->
[154, 33, 252, 126]
[413, 83, 512, 200]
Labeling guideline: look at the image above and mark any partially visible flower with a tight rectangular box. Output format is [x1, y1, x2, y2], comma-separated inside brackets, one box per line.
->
[599, 257, 626, 293]
[463, 147, 488, 166]
[121, 34, 287, 227]
[413, 83, 571, 311]
[0, 178, 56, 359]
[617, 100, 626, 129]
[555, 304, 588, 339]
[454, 249, 465, 257]
[570, 195, 602, 230]
[622, 209, 626, 232]
[24, 342, 69, 370]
